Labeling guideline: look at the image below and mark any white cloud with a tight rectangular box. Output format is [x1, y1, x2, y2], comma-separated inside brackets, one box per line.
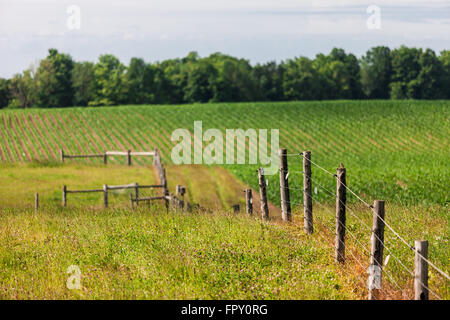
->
[0, 0, 448, 77]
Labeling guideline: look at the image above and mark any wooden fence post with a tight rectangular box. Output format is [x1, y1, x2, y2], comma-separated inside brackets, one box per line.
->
[60, 149, 64, 162]
[134, 182, 139, 201]
[368, 200, 385, 300]
[103, 184, 108, 208]
[127, 150, 131, 166]
[335, 166, 346, 262]
[35, 193, 39, 212]
[129, 193, 134, 209]
[62, 185, 67, 207]
[245, 189, 253, 215]
[414, 240, 429, 300]
[279, 148, 291, 222]
[303, 151, 313, 234]
[258, 168, 269, 220]
[103, 152, 107, 165]
[232, 204, 240, 213]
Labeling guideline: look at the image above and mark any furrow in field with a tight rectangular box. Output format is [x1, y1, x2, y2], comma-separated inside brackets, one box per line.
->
[33, 114, 60, 160]
[114, 110, 156, 165]
[0, 123, 12, 161]
[6, 114, 30, 161]
[93, 114, 129, 164]
[14, 114, 41, 160]
[20, 113, 52, 160]
[55, 112, 94, 163]
[2, 114, 23, 161]
[135, 113, 173, 161]
[77, 111, 120, 153]
[47, 113, 83, 158]
[41, 113, 70, 156]
[64, 111, 101, 161]
[106, 110, 146, 165]
[70, 112, 104, 154]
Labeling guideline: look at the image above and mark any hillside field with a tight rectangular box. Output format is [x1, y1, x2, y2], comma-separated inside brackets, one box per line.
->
[0, 100, 449, 299]
[0, 100, 449, 206]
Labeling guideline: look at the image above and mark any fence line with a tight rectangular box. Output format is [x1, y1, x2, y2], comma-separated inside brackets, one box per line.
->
[60, 149, 155, 166]
[296, 151, 450, 283]
[257, 149, 447, 300]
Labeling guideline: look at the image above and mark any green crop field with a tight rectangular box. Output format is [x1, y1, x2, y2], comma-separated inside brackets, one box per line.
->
[1, 100, 449, 205]
[0, 100, 449, 299]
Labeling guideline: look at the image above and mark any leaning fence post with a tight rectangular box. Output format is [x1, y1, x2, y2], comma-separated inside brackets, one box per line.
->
[103, 184, 108, 208]
[303, 151, 313, 234]
[414, 240, 429, 300]
[279, 148, 291, 222]
[35, 193, 39, 212]
[127, 150, 131, 166]
[60, 149, 64, 163]
[134, 182, 139, 200]
[245, 189, 253, 215]
[335, 166, 346, 262]
[62, 185, 67, 207]
[258, 168, 269, 220]
[129, 193, 134, 209]
[368, 200, 385, 300]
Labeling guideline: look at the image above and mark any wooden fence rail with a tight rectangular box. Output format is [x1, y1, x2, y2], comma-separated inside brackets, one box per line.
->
[62, 183, 164, 207]
[60, 149, 155, 165]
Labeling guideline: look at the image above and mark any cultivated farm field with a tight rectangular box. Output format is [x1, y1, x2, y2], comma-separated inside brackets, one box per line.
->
[0, 100, 449, 299]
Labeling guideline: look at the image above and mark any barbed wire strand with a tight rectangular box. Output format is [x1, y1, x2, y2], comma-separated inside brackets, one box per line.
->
[295, 152, 450, 282]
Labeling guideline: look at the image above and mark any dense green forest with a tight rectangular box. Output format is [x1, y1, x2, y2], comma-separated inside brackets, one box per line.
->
[0, 46, 449, 109]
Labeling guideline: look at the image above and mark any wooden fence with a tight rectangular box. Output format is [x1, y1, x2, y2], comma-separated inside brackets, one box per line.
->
[251, 148, 446, 300]
[60, 149, 155, 165]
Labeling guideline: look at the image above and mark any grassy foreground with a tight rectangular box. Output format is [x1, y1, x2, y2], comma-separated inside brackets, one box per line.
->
[0, 202, 448, 299]
[0, 207, 362, 300]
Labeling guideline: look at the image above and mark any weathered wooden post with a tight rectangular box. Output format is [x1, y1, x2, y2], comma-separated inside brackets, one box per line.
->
[129, 193, 134, 209]
[414, 240, 429, 300]
[60, 149, 64, 163]
[153, 148, 158, 165]
[127, 150, 131, 166]
[279, 149, 291, 222]
[303, 151, 313, 234]
[176, 185, 186, 210]
[62, 185, 67, 207]
[134, 182, 139, 201]
[335, 166, 346, 262]
[103, 152, 107, 165]
[103, 184, 108, 208]
[368, 200, 385, 300]
[244, 189, 253, 215]
[35, 193, 39, 212]
[258, 168, 269, 220]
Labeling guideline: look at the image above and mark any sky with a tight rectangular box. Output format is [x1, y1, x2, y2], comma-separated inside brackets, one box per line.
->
[0, 0, 449, 78]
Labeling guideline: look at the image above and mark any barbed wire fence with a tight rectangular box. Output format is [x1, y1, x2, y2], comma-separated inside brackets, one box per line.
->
[254, 149, 449, 300]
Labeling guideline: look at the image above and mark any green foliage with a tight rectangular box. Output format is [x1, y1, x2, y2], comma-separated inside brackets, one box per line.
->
[35, 49, 74, 108]
[2, 46, 449, 108]
[90, 54, 127, 106]
[0, 78, 10, 108]
[361, 46, 392, 99]
[8, 69, 36, 108]
[282, 57, 321, 100]
[72, 61, 96, 106]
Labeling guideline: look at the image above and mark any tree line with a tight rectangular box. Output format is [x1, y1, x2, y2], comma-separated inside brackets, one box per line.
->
[0, 46, 449, 109]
